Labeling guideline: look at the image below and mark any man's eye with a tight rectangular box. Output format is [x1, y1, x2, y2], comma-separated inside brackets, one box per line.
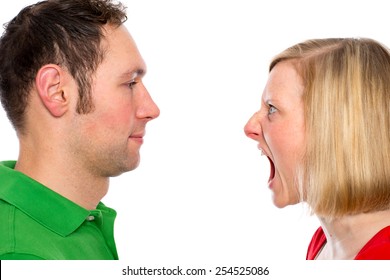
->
[268, 105, 277, 115]
[128, 80, 138, 89]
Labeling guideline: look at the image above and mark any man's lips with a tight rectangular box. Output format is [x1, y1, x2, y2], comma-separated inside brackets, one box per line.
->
[129, 132, 145, 144]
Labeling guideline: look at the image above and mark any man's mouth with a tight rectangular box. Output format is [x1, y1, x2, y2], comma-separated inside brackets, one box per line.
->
[129, 132, 145, 144]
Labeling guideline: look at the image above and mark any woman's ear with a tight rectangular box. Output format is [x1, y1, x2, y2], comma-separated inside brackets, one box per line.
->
[35, 64, 69, 117]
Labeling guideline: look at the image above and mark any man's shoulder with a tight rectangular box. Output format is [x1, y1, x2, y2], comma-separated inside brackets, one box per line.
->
[0, 198, 76, 260]
[0, 198, 17, 235]
[0, 196, 118, 260]
[0, 199, 80, 259]
[0, 200, 46, 259]
[0, 252, 45, 260]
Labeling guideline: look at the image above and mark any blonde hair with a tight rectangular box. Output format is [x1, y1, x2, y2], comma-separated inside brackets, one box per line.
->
[271, 38, 390, 218]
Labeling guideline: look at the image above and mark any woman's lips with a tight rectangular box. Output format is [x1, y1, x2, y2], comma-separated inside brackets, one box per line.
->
[258, 145, 276, 186]
[267, 156, 275, 183]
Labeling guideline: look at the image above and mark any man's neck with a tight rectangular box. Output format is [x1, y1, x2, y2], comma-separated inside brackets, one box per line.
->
[15, 144, 109, 210]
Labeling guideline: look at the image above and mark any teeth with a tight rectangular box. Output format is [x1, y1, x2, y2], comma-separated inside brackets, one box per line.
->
[258, 146, 265, 156]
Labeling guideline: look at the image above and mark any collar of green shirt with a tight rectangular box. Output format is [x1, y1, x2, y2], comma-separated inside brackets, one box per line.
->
[0, 160, 111, 237]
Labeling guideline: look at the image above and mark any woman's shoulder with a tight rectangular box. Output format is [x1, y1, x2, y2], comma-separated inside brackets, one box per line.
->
[356, 226, 390, 260]
[306, 227, 326, 260]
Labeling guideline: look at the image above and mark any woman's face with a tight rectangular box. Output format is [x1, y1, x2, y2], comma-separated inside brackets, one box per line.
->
[244, 61, 306, 208]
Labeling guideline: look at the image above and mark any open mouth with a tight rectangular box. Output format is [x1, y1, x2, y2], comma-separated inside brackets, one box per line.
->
[258, 146, 276, 185]
[267, 156, 275, 183]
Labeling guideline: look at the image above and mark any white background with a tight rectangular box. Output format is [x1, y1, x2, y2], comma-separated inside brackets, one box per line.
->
[1, 0, 390, 279]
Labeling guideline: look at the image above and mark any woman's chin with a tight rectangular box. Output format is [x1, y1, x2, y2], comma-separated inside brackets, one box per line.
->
[271, 193, 300, 208]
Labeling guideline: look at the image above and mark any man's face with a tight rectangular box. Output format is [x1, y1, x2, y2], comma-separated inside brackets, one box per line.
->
[69, 24, 160, 178]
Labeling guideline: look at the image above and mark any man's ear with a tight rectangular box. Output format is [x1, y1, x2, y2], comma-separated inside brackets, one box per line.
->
[35, 64, 69, 117]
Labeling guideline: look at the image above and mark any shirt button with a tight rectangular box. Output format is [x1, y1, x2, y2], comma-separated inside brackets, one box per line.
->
[86, 216, 95, 221]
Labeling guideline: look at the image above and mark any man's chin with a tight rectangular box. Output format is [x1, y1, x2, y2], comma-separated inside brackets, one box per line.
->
[106, 158, 140, 178]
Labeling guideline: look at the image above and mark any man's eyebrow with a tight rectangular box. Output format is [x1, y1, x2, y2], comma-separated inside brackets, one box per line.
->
[120, 68, 146, 79]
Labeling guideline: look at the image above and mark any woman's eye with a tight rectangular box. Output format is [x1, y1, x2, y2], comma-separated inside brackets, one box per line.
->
[268, 105, 277, 115]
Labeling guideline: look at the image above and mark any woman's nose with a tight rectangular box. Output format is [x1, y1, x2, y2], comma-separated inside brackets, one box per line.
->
[244, 112, 261, 141]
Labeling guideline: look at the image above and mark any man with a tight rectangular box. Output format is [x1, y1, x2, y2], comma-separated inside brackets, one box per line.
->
[0, 0, 159, 260]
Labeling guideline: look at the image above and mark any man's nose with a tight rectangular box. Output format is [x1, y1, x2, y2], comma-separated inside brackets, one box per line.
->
[136, 83, 160, 121]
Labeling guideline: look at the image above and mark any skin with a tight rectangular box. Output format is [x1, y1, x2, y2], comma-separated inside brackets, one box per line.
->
[244, 61, 305, 208]
[245, 60, 390, 259]
[316, 210, 390, 259]
[15, 24, 160, 210]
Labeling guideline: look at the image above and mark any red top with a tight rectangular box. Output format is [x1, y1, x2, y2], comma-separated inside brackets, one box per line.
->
[306, 226, 390, 260]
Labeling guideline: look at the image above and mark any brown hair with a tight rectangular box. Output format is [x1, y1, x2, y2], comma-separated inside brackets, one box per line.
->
[0, 0, 127, 131]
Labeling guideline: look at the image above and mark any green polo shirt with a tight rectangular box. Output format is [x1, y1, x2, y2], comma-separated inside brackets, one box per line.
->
[0, 161, 118, 260]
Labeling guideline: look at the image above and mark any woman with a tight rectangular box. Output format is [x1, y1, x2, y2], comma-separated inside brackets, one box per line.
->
[244, 38, 390, 260]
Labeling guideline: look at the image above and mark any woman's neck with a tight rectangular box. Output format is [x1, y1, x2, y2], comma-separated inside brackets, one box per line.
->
[316, 209, 390, 260]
